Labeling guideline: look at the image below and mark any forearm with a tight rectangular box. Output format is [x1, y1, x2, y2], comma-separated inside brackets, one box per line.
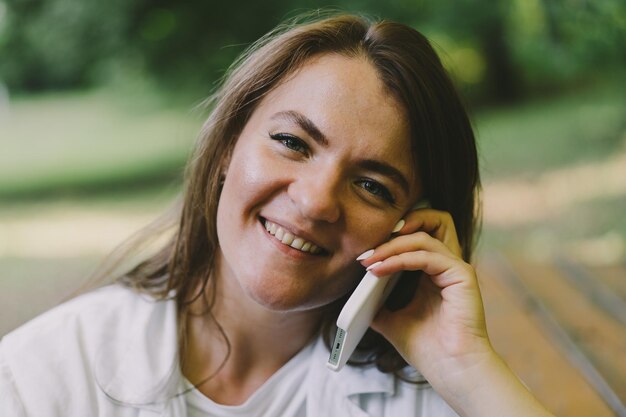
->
[429, 349, 556, 417]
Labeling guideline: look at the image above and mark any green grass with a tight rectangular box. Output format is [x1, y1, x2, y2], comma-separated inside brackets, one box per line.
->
[1, 80, 624, 197]
[0, 89, 205, 198]
[475, 81, 626, 180]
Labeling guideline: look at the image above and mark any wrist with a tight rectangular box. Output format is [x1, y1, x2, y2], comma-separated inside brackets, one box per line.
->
[421, 339, 496, 399]
[424, 348, 554, 417]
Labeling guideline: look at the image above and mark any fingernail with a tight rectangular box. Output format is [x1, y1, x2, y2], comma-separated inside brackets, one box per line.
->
[356, 249, 375, 261]
[366, 261, 383, 271]
[392, 219, 405, 233]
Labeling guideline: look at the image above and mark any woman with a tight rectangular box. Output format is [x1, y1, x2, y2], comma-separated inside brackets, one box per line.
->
[0, 13, 556, 417]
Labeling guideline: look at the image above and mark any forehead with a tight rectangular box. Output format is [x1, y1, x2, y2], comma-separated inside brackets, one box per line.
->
[252, 54, 415, 178]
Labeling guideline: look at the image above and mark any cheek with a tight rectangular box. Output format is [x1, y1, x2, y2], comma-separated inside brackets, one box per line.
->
[239, 266, 363, 312]
[218, 151, 265, 218]
[343, 214, 398, 255]
[332, 261, 365, 294]
[227, 143, 285, 201]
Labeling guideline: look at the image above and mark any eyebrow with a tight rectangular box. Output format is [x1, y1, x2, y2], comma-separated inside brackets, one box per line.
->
[270, 110, 411, 196]
[270, 110, 328, 146]
[358, 159, 411, 196]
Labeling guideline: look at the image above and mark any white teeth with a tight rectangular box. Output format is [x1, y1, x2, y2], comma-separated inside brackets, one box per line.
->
[281, 232, 295, 245]
[290, 238, 305, 250]
[263, 219, 322, 254]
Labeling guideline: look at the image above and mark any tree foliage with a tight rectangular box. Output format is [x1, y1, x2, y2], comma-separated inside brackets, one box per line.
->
[0, 0, 623, 102]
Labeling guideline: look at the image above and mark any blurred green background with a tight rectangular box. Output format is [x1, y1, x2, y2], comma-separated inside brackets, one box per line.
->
[0, 0, 624, 335]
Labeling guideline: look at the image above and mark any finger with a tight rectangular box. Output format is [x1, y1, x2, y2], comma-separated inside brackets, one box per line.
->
[367, 250, 472, 289]
[395, 209, 461, 257]
[358, 231, 454, 267]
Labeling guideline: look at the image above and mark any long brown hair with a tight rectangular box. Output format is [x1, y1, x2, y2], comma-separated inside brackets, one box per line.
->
[117, 12, 481, 376]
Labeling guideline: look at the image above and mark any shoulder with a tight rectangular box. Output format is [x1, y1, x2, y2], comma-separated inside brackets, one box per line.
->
[2, 284, 163, 353]
[0, 351, 27, 417]
[0, 284, 179, 415]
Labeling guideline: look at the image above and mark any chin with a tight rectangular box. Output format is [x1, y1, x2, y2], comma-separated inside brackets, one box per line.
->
[243, 277, 342, 312]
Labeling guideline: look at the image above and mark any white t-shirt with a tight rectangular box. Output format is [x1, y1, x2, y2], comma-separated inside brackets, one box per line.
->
[0, 285, 461, 417]
[185, 341, 314, 417]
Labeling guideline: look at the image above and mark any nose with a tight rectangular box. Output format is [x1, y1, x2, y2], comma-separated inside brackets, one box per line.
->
[288, 168, 342, 223]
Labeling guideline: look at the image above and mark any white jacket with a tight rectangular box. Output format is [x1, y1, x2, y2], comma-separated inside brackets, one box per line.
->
[0, 285, 459, 417]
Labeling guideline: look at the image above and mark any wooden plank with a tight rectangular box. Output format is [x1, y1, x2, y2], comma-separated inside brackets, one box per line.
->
[504, 254, 626, 413]
[585, 264, 626, 302]
[477, 257, 618, 417]
[555, 256, 626, 326]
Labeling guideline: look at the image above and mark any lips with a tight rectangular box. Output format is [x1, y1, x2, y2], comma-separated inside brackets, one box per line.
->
[262, 218, 324, 255]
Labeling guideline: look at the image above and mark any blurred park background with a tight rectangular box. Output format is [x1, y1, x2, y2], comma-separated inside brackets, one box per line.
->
[0, 0, 625, 413]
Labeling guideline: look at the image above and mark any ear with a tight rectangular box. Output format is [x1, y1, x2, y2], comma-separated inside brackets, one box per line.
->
[219, 143, 235, 180]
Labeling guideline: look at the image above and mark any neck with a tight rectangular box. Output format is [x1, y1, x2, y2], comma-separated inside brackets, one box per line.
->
[181, 264, 324, 405]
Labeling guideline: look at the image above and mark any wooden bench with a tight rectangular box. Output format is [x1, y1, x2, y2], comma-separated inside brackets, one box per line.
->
[478, 250, 626, 417]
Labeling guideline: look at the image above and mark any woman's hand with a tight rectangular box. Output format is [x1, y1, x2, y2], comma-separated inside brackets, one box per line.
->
[359, 208, 556, 417]
[359, 208, 491, 378]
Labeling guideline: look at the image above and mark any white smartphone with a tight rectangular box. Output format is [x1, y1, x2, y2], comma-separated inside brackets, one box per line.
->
[326, 200, 429, 372]
[326, 268, 401, 371]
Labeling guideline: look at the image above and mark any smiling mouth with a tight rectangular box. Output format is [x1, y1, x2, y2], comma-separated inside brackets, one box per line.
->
[261, 218, 325, 255]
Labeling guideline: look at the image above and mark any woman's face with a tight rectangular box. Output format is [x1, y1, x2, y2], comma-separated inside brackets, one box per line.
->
[216, 53, 421, 312]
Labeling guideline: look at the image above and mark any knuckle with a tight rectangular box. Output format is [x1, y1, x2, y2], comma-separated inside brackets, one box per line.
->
[460, 261, 475, 276]
[396, 251, 419, 271]
[441, 211, 453, 226]
[413, 250, 428, 264]
[416, 230, 430, 238]
[413, 231, 431, 243]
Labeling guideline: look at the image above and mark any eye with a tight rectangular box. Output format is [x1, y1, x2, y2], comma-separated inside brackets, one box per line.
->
[269, 133, 308, 154]
[356, 178, 395, 204]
